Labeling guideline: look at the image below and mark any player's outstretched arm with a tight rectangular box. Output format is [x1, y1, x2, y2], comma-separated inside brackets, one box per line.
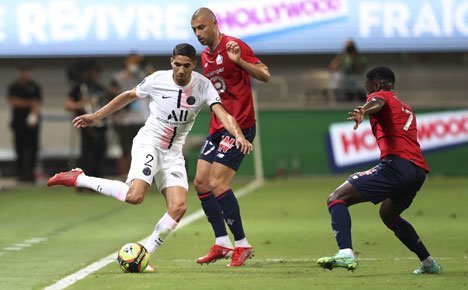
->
[73, 89, 138, 128]
[226, 40, 270, 82]
[347, 97, 386, 130]
[211, 103, 253, 154]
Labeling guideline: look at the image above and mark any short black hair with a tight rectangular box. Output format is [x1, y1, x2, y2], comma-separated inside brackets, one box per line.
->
[172, 43, 196, 61]
[366, 66, 395, 84]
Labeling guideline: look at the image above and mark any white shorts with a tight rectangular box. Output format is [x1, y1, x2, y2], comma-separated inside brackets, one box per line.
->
[126, 143, 188, 192]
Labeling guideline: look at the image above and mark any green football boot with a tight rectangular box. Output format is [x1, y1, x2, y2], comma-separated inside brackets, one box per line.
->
[317, 253, 358, 271]
[413, 259, 442, 274]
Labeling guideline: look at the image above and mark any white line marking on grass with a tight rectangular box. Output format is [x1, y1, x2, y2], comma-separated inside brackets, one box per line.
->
[1, 237, 48, 255]
[25, 237, 48, 244]
[4, 247, 22, 251]
[44, 179, 264, 290]
[14, 243, 33, 247]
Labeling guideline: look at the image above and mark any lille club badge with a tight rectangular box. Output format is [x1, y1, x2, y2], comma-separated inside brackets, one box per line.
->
[216, 54, 223, 65]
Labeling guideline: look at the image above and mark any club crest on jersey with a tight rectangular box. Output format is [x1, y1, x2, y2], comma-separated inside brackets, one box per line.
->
[187, 96, 196, 105]
[216, 54, 223, 65]
[218, 136, 235, 153]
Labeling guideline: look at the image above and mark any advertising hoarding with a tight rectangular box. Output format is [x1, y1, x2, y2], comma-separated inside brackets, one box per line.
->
[0, 0, 466, 56]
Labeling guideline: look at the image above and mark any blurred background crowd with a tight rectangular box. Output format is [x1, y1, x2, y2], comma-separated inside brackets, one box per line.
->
[1, 0, 467, 187]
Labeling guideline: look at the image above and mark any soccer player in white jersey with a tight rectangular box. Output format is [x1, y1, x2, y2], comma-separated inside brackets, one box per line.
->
[47, 43, 252, 271]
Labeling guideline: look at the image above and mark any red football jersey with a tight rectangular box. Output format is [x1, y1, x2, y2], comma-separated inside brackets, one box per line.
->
[367, 91, 430, 172]
[201, 34, 260, 134]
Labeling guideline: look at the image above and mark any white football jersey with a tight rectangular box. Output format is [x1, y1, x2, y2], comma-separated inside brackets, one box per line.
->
[134, 70, 221, 150]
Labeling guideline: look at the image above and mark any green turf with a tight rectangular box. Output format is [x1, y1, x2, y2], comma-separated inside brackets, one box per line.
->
[0, 177, 467, 289]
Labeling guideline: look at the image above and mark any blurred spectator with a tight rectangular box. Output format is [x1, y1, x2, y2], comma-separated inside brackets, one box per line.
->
[329, 39, 367, 102]
[7, 62, 42, 183]
[65, 61, 110, 178]
[109, 53, 151, 178]
[66, 58, 97, 87]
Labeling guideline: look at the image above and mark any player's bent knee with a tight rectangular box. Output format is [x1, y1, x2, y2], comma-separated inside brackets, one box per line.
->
[126, 195, 145, 205]
[125, 179, 150, 205]
[208, 179, 229, 195]
[125, 189, 146, 205]
[326, 189, 342, 205]
[168, 203, 187, 220]
[193, 178, 209, 193]
[381, 217, 395, 229]
[379, 211, 396, 229]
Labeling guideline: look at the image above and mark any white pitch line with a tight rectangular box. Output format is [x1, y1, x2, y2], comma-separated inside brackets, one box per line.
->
[25, 237, 48, 244]
[1, 237, 48, 255]
[13, 243, 33, 247]
[44, 179, 264, 290]
[4, 247, 22, 251]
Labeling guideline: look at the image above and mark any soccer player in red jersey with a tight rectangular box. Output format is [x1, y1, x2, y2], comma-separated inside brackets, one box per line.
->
[191, 7, 270, 267]
[317, 67, 441, 274]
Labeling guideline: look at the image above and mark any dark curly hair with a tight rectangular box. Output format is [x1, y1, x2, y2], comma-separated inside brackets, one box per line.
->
[366, 66, 395, 84]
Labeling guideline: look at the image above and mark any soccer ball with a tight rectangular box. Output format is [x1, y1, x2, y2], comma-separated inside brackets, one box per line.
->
[117, 242, 149, 273]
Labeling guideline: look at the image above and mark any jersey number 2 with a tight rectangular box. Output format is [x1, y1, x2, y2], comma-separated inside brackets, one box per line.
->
[402, 107, 413, 131]
[145, 154, 154, 167]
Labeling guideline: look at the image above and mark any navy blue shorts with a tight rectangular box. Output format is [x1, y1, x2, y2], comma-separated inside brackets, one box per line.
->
[348, 155, 426, 209]
[198, 125, 256, 171]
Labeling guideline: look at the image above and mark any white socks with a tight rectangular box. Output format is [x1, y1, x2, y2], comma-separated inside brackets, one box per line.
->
[76, 174, 129, 202]
[143, 213, 178, 255]
[234, 238, 250, 248]
[215, 236, 233, 248]
[338, 248, 355, 257]
[215, 236, 250, 248]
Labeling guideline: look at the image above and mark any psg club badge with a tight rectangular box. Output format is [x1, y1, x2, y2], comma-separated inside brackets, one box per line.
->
[142, 167, 151, 176]
[187, 96, 195, 105]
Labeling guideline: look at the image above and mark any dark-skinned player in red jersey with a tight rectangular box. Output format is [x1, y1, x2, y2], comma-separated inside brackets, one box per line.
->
[317, 66, 441, 274]
[191, 7, 270, 267]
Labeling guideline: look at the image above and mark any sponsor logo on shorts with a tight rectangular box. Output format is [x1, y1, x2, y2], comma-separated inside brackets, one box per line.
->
[143, 167, 152, 176]
[351, 166, 378, 179]
[218, 135, 235, 153]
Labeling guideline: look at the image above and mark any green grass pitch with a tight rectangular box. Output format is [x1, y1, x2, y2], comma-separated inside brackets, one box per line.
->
[0, 176, 467, 289]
